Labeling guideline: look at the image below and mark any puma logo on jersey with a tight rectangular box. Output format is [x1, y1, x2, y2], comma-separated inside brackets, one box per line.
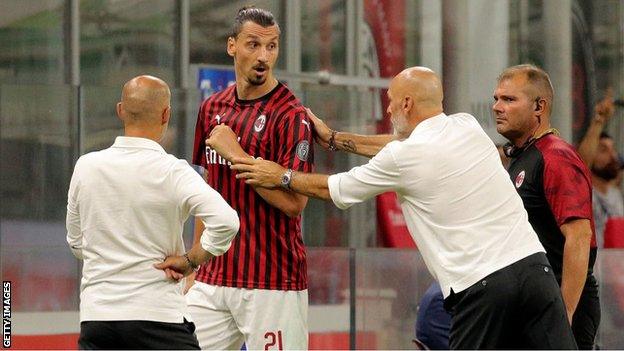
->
[301, 119, 310, 131]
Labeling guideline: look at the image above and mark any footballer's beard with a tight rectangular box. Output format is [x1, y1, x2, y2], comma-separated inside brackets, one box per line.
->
[248, 64, 270, 86]
[592, 161, 620, 181]
[248, 73, 267, 86]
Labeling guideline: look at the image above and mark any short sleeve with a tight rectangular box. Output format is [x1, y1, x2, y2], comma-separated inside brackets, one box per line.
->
[274, 109, 314, 173]
[328, 145, 400, 209]
[542, 148, 593, 226]
[192, 101, 207, 168]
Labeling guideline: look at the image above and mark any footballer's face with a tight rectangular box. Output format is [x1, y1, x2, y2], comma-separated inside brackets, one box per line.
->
[228, 21, 280, 87]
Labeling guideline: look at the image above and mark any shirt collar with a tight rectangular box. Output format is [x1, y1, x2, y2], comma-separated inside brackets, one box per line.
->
[112, 136, 166, 153]
[408, 112, 447, 138]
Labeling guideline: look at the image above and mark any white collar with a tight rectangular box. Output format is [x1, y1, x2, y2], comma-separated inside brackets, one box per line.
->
[407, 112, 447, 139]
[111, 136, 166, 153]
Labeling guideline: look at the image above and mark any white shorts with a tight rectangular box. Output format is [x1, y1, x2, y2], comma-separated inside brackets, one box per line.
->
[186, 282, 308, 350]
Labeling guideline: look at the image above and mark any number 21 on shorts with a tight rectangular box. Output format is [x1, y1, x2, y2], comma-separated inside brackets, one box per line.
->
[264, 330, 283, 350]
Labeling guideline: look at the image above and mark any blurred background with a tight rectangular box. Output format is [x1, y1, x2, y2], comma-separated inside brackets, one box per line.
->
[1, 0, 623, 349]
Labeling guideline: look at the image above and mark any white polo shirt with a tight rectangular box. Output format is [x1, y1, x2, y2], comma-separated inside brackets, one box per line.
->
[66, 136, 239, 322]
[328, 113, 544, 297]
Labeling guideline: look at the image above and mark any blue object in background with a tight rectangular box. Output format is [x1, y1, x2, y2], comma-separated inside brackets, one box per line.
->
[198, 67, 236, 100]
[416, 282, 451, 350]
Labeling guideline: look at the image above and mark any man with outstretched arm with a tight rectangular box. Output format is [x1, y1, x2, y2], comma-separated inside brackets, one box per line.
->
[231, 66, 577, 350]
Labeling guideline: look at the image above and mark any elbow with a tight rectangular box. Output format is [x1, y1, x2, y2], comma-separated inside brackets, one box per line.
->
[284, 203, 305, 218]
[200, 208, 240, 257]
[67, 241, 84, 260]
[66, 234, 84, 259]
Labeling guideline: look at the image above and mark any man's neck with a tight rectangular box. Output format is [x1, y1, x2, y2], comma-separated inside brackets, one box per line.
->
[411, 108, 443, 128]
[124, 127, 161, 143]
[512, 123, 552, 147]
[236, 77, 278, 101]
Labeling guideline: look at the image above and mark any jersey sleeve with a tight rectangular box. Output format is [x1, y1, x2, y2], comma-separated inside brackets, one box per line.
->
[274, 108, 314, 173]
[192, 101, 208, 168]
[542, 148, 593, 226]
[328, 145, 401, 210]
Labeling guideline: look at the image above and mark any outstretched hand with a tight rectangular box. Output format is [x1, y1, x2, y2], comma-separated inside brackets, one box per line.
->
[154, 256, 193, 281]
[594, 88, 615, 124]
[231, 157, 286, 188]
[306, 108, 333, 149]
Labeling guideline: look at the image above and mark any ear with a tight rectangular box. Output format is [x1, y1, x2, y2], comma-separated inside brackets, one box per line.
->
[227, 37, 236, 57]
[116, 102, 123, 121]
[534, 98, 545, 115]
[403, 96, 413, 113]
[161, 106, 171, 125]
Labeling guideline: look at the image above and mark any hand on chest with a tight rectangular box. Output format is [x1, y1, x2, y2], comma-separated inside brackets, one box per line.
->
[209, 111, 273, 156]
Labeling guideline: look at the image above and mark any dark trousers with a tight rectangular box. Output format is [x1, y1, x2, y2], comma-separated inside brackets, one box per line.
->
[78, 319, 200, 350]
[569, 274, 601, 350]
[444, 252, 578, 349]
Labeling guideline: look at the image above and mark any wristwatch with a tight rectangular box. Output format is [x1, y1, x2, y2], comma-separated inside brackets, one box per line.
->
[280, 169, 294, 190]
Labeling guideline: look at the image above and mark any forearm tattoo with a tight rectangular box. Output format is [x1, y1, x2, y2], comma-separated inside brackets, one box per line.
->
[341, 139, 357, 153]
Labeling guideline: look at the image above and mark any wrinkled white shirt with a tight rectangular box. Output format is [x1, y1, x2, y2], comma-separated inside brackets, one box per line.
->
[328, 113, 544, 297]
[66, 136, 239, 322]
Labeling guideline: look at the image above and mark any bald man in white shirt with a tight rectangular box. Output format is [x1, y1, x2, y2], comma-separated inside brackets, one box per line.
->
[66, 75, 239, 349]
[231, 67, 577, 349]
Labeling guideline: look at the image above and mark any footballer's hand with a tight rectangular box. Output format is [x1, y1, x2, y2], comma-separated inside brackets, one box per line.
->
[231, 157, 285, 189]
[206, 125, 248, 162]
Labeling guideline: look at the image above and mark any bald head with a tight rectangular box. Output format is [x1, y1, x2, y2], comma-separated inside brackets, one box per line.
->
[391, 67, 443, 113]
[385, 67, 444, 138]
[119, 75, 171, 125]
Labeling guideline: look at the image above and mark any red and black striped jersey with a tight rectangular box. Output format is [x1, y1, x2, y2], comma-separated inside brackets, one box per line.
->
[192, 82, 314, 290]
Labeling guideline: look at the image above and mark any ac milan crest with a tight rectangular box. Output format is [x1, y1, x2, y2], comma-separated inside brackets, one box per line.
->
[296, 140, 310, 161]
[254, 115, 266, 132]
[515, 170, 526, 188]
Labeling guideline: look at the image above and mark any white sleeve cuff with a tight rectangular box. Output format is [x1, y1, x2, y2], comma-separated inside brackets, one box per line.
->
[198, 207, 240, 257]
[328, 173, 352, 210]
[200, 232, 233, 257]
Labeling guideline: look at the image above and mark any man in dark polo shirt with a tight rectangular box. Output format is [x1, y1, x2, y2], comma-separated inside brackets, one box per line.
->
[493, 64, 599, 349]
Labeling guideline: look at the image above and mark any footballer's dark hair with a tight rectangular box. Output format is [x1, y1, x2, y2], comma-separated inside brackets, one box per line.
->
[231, 6, 280, 38]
